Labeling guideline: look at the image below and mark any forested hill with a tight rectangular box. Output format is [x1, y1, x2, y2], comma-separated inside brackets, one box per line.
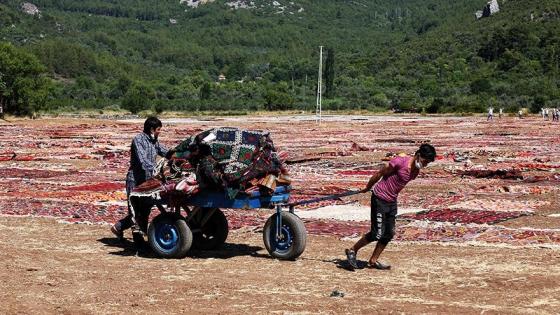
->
[0, 0, 559, 115]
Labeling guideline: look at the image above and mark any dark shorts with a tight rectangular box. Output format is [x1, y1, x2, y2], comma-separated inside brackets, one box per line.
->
[365, 194, 397, 244]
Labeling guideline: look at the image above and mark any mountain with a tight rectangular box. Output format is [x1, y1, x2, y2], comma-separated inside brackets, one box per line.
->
[0, 0, 559, 115]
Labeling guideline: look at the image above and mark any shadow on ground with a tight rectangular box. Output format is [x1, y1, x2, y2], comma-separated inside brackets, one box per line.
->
[332, 258, 370, 271]
[97, 237, 266, 259]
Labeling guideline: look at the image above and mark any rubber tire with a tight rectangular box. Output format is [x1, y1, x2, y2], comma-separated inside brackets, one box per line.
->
[148, 214, 193, 258]
[191, 208, 229, 250]
[263, 212, 306, 260]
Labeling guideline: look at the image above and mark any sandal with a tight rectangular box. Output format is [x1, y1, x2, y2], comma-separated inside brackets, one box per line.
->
[368, 261, 391, 270]
[345, 249, 359, 270]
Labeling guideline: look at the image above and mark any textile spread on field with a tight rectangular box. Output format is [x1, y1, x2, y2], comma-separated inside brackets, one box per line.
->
[455, 169, 523, 180]
[399, 208, 531, 225]
[1, 117, 560, 247]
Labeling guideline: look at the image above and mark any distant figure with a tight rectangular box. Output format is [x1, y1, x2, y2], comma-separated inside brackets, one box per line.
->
[545, 108, 550, 120]
[518, 109, 523, 119]
[553, 108, 559, 122]
[541, 108, 546, 120]
[487, 107, 494, 121]
[498, 108, 503, 119]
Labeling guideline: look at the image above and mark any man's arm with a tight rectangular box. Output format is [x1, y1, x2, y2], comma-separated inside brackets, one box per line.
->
[156, 141, 170, 158]
[362, 163, 394, 192]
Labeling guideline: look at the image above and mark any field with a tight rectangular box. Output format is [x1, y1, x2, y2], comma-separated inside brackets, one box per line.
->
[0, 115, 559, 313]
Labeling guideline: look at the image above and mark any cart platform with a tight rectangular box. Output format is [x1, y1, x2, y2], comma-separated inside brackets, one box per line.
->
[182, 185, 291, 209]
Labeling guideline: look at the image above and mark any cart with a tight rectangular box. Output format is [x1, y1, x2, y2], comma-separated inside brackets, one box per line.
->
[144, 185, 307, 260]
[142, 184, 361, 260]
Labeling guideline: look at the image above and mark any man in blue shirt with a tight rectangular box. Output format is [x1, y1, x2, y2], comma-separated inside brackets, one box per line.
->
[111, 117, 173, 240]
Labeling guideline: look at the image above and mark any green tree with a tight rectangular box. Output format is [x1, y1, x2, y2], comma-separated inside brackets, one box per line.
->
[470, 78, 492, 94]
[324, 48, 335, 98]
[532, 95, 546, 114]
[263, 83, 294, 110]
[427, 98, 444, 113]
[121, 83, 155, 113]
[199, 82, 212, 100]
[0, 43, 50, 116]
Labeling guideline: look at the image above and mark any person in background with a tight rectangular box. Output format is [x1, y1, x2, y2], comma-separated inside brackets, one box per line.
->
[344, 144, 436, 270]
[487, 107, 494, 121]
[111, 116, 174, 240]
[498, 108, 503, 119]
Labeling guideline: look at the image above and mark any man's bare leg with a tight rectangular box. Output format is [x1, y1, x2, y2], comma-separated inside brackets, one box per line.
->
[350, 235, 370, 254]
[368, 242, 387, 265]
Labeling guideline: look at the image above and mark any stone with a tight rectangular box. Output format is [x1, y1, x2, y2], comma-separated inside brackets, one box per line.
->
[476, 0, 500, 20]
[21, 2, 40, 16]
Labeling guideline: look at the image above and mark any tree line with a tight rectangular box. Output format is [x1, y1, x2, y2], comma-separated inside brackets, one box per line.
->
[0, 0, 559, 116]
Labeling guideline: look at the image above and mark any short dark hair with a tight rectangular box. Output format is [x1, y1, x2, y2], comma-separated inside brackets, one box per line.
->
[416, 143, 436, 162]
[143, 116, 162, 134]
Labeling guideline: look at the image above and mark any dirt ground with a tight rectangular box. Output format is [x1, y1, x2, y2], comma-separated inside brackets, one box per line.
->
[1, 216, 559, 314]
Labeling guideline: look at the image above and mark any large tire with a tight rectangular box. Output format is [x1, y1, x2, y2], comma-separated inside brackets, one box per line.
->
[148, 214, 192, 258]
[263, 212, 306, 260]
[190, 208, 229, 250]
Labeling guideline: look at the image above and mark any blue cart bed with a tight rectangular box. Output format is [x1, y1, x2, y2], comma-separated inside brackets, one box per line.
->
[182, 185, 291, 209]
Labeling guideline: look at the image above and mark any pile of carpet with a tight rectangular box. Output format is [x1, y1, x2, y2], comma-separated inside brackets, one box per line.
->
[129, 127, 290, 202]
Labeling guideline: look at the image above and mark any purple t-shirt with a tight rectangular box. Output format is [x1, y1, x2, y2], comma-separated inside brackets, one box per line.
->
[373, 156, 419, 203]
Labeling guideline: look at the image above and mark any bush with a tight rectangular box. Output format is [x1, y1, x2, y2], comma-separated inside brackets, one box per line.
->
[531, 96, 546, 114]
[427, 98, 443, 113]
[121, 83, 155, 113]
[263, 89, 294, 110]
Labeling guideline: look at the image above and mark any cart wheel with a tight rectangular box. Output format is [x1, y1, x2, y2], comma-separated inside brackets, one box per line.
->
[148, 214, 192, 258]
[263, 212, 306, 260]
[190, 208, 229, 250]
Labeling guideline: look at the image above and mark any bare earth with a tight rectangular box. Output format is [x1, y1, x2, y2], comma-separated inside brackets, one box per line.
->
[1, 216, 559, 314]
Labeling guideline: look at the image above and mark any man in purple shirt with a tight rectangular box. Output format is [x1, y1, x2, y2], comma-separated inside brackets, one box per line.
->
[345, 143, 436, 270]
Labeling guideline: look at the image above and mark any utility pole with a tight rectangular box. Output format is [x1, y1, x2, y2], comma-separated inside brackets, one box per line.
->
[316, 46, 323, 124]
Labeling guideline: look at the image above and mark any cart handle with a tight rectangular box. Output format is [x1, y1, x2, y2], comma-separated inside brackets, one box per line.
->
[286, 190, 364, 207]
